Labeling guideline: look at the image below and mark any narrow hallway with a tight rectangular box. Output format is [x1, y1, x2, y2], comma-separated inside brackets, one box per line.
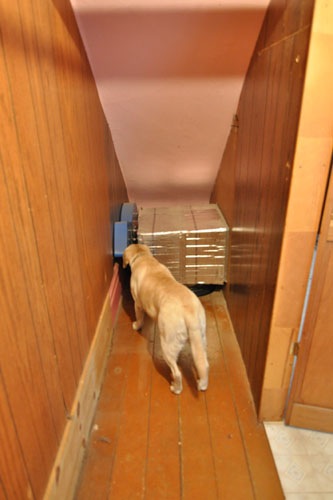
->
[75, 289, 283, 499]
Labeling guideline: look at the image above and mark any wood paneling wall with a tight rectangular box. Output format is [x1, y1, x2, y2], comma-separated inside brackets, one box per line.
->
[211, 0, 314, 410]
[0, 0, 127, 498]
[261, 0, 333, 421]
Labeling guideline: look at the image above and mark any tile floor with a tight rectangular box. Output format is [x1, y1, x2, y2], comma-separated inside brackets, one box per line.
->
[264, 421, 333, 499]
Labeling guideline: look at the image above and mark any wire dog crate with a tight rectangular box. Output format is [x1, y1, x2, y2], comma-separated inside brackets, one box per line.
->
[137, 204, 229, 285]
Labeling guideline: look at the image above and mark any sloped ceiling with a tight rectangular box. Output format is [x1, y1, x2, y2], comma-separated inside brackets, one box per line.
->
[70, 0, 269, 206]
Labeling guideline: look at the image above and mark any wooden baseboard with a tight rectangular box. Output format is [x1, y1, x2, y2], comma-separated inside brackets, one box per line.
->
[44, 264, 121, 499]
[288, 402, 333, 433]
[109, 263, 122, 323]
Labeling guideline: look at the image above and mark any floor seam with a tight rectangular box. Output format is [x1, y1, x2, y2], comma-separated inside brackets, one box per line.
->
[178, 396, 184, 500]
[143, 323, 156, 500]
[204, 392, 219, 499]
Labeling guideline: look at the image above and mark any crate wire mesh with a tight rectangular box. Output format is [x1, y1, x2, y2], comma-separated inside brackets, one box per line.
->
[137, 204, 229, 285]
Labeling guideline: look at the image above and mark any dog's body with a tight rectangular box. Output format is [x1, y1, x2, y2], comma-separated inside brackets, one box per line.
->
[123, 244, 209, 394]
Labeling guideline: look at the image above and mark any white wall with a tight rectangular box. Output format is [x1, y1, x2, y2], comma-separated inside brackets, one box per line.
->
[71, 0, 269, 206]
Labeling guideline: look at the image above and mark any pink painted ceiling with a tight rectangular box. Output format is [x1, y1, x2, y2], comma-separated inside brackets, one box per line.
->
[70, 1, 269, 207]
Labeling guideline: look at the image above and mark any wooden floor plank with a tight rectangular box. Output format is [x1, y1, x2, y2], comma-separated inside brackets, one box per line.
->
[210, 293, 284, 500]
[203, 300, 255, 499]
[179, 389, 217, 500]
[75, 291, 284, 500]
[145, 334, 181, 500]
[107, 351, 152, 499]
[76, 351, 129, 500]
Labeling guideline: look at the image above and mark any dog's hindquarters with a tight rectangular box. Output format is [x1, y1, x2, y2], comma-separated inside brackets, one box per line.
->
[158, 299, 209, 394]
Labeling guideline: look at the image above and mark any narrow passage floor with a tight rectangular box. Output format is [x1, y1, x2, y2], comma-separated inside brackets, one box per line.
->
[76, 290, 284, 499]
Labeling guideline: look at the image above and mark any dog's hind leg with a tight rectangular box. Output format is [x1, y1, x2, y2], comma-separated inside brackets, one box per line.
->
[160, 337, 183, 395]
[133, 301, 144, 331]
[189, 328, 209, 391]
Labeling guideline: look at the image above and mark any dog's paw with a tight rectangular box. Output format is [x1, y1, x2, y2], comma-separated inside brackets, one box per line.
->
[197, 378, 208, 391]
[170, 378, 183, 395]
[170, 384, 182, 395]
[132, 321, 142, 331]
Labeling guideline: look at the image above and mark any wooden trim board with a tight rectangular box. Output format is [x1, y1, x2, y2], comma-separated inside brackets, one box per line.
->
[109, 263, 122, 323]
[43, 264, 122, 499]
[289, 403, 333, 433]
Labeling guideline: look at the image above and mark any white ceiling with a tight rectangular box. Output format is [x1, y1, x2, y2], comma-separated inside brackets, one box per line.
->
[70, 0, 269, 206]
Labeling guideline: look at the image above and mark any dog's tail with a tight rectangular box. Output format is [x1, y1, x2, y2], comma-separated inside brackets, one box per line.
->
[186, 304, 209, 391]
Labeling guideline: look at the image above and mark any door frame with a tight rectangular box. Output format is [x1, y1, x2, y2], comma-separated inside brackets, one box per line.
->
[285, 160, 333, 432]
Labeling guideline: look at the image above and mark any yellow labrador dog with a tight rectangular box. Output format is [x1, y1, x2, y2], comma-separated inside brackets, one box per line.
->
[123, 244, 209, 394]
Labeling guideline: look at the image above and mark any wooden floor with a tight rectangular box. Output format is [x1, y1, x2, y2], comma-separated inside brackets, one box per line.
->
[75, 289, 284, 499]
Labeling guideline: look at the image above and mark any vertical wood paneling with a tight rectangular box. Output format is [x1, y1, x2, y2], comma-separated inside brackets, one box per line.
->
[0, 376, 33, 499]
[261, 0, 333, 420]
[211, 0, 314, 409]
[0, 0, 128, 497]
